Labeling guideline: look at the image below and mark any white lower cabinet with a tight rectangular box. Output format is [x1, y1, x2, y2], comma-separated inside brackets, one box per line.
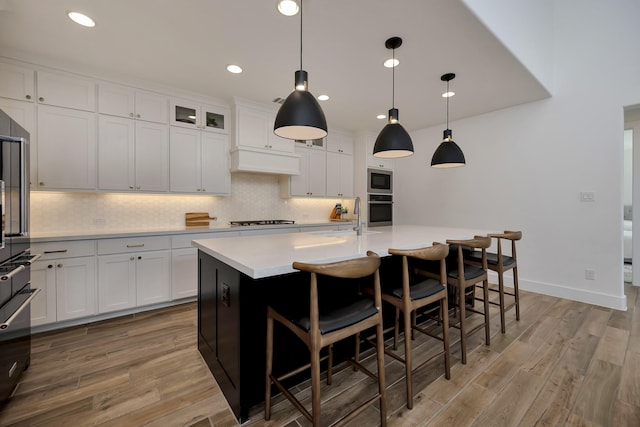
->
[171, 248, 198, 299]
[170, 231, 240, 299]
[97, 236, 171, 314]
[31, 257, 97, 325]
[31, 240, 97, 326]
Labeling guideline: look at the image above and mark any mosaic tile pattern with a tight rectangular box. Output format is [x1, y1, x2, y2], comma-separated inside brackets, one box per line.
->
[31, 173, 355, 232]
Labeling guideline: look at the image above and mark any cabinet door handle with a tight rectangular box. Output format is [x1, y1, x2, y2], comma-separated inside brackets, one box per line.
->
[57, 264, 63, 268]
[129, 185, 134, 189]
[138, 256, 142, 260]
[25, 95, 31, 100]
[130, 256, 134, 261]
[126, 244, 145, 248]
[47, 264, 53, 269]
[44, 249, 68, 254]
[39, 97, 44, 102]
[136, 114, 141, 118]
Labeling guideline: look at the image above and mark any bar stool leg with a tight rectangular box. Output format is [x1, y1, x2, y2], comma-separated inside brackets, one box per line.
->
[393, 307, 400, 350]
[375, 316, 388, 427]
[403, 307, 413, 409]
[514, 266, 521, 320]
[498, 270, 506, 333]
[483, 279, 491, 345]
[311, 345, 322, 426]
[265, 314, 274, 420]
[328, 344, 333, 384]
[459, 285, 467, 365]
[442, 296, 451, 379]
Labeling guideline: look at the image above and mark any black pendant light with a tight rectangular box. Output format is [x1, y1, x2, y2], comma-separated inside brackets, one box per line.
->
[274, 0, 327, 140]
[373, 37, 414, 158]
[431, 73, 466, 168]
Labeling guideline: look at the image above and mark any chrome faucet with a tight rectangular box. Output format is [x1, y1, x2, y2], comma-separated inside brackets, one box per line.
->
[353, 196, 362, 236]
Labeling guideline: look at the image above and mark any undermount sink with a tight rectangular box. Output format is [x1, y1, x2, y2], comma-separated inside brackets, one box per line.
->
[309, 229, 382, 237]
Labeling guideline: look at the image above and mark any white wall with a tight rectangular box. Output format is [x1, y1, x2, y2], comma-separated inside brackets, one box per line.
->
[395, 0, 640, 310]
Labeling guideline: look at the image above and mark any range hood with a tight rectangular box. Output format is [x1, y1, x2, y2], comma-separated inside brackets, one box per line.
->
[230, 146, 301, 175]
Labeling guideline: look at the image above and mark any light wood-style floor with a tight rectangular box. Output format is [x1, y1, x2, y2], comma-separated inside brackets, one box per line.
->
[1, 284, 638, 427]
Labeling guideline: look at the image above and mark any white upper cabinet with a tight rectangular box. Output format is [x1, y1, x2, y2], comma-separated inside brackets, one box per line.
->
[169, 127, 230, 195]
[170, 98, 228, 133]
[326, 130, 354, 155]
[36, 70, 96, 111]
[98, 115, 169, 192]
[37, 105, 97, 190]
[98, 82, 168, 124]
[326, 151, 354, 198]
[285, 145, 326, 197]
[0, 62, 35, 102]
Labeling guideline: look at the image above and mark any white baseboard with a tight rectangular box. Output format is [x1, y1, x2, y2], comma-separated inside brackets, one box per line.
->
[487, 272, 627, 311]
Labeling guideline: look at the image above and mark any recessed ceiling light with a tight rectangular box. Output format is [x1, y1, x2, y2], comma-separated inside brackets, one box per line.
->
[376, 114, 386, 120]
[277, 0, 299, 16]
[383, 58, 399, 68]
[317, 94, 329, 101]
[442, 91, 455, 98]
[67, 11, 95, 27]
[226, 64, 243, 74]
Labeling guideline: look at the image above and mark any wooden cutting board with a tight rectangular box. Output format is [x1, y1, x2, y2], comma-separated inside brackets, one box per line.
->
[185, 212, 217, 227]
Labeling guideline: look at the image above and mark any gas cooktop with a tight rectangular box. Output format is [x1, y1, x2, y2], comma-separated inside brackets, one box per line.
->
[229, 220, 296, 227]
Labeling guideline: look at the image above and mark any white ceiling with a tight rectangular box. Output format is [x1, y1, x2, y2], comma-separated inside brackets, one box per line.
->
[0, 0, 550, 133]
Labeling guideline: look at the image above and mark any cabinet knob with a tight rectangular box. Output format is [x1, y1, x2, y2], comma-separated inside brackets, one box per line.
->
[39, 182, 45, 186]
[130, 256, 135, 261]
[202, 188, 205, 192]
[129, 185, 134, 189]
[39, 97, 45, 102]
[25, 95, 32, 100]
[129, 113, 134, 117]
[138, 256, 142, 260]
[47, 264, 53, 269]
[136, 186, 141, 190]
[57, 264, 63, 268]
[136, 114, 141, 118]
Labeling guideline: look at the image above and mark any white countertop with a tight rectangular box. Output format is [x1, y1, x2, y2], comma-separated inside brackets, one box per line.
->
[192, 225, 494, 279]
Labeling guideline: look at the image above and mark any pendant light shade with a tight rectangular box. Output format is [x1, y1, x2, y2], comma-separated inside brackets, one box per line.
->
[431, 73, 465, 168]
[373, 37, 414, 158]
[274, 1, 327, 140]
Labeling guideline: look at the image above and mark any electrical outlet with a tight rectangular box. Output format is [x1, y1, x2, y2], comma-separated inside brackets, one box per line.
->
[580, 191, 596, 202]
[585, 269, 596, 280]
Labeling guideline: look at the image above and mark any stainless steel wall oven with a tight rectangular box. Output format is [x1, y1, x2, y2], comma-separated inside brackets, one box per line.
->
[0, 109, 39, 404]
[367, 193, 393, 227]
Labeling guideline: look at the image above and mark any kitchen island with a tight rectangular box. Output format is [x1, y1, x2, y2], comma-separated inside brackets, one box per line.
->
[193, 225, 492, 422]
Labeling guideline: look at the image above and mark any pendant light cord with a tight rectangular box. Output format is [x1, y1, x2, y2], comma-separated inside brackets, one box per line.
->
[446, 79, 449, 128]
[299, 0, 303, 70]
[391, 47, 395, 108]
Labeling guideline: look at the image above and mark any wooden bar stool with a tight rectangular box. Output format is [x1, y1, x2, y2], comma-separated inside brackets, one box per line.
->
[265, 251, 387, 427]
[445, 236, 491, 364]
[381, 243, 451, 409]
[466, 230, 522, 333]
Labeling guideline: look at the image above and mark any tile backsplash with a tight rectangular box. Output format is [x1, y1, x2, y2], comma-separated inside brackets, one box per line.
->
[31, 173, 354, 232]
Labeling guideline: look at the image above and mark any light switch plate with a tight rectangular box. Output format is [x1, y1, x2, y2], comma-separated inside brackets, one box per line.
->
[580, 191, 595, 202]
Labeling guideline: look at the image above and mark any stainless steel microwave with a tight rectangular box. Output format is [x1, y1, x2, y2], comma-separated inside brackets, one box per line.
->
[367, 168, 392, 194]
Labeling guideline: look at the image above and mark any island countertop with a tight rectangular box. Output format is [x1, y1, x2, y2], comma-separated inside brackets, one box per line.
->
[192, 224, 493, 279]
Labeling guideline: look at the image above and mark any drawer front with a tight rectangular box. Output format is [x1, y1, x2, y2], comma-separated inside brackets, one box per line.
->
[171, 231, 240, 249]
[98, 236, 170, 255]
[32, 240, 97, 260]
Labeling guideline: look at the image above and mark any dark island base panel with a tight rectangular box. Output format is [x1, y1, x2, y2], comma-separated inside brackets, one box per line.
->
[197, 250, 405, 423]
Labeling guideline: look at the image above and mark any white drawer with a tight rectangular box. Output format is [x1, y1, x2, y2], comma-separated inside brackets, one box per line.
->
[98, 236, 170, 255]
[32, 240, 96, 260]
[171, 231, 240, 248]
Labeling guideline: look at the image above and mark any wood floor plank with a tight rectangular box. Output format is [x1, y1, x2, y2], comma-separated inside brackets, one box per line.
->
[618, 349, 640, 406]
[424, 382, 496, 427]
[571, 359, 622, 426]
[593, 325, 629, 366]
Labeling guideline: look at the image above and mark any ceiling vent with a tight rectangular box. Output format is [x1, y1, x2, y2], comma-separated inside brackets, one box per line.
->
[272, 97, 286, 105]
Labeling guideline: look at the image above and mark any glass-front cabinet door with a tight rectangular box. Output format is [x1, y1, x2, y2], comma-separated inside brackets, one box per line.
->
[170, 98, 227, 134]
